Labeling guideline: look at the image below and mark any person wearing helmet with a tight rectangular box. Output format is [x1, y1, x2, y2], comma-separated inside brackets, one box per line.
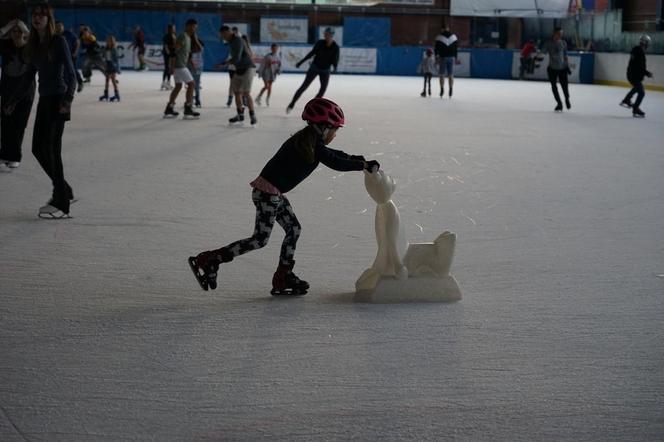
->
[620, 35, 653, 118]
[189, 98, 380, 295]
[286, 27, 339, 114]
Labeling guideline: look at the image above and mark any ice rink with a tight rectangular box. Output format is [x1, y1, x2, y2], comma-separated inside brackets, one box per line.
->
[1, 72, 663, 440]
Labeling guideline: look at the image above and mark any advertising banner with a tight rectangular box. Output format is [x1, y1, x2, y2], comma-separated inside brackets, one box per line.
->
[260, 17, 308, 43]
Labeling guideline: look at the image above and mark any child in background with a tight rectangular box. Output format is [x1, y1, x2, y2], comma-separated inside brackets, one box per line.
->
[417, 48, 437, 97]
[99, 35, 120, 102]
[255, 43, 281, 106]
[188, 98, 381, 295]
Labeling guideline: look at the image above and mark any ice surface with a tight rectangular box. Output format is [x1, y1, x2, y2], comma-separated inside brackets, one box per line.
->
[1, 72, 663, 440]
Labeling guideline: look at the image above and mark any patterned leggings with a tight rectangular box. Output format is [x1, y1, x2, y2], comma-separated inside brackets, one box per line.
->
[217, 188, 301, 265]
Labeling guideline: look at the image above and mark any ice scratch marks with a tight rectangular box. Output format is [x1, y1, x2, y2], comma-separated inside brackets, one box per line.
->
[460, 210, 477, 226]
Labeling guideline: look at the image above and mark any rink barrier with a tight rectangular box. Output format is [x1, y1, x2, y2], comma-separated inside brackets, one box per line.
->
[593, 52, 664, 92]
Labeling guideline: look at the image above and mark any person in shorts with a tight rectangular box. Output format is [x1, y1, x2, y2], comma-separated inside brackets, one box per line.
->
[163, 19, 199, 118]
[220, 25, 257, 125]
[434, 25, 458, 98]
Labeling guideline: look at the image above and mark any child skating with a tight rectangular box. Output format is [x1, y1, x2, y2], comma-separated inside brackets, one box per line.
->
[417, 48, 437, 97]
[255, 43, 281, 106]
[99, 35, 120, 102]
[188, 97, 380, 295]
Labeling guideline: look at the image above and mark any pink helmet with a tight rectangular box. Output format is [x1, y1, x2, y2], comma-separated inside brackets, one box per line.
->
[302, 98, 345, 128]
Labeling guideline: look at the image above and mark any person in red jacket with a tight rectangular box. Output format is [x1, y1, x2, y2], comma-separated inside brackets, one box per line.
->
[188, 98, 380, 295]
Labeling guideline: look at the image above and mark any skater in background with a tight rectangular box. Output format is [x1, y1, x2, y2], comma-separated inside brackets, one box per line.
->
[99, 35, 120, 102]
[188, 32, 204, 107]
[163, 18, 200, 119]
[544, 27, 571, 112]
[55, 21, 84, 92]
[219, 25, 256, 125]
[80, 26, 105, 82]
[188, 97, 381, 294]
[255, 43, 281, 106]
[434, 25, 458, 98]
[23, 3, 77, 218]
[620, 34, 653, 118]
[129, 25, 147, 71]
[161, 24, 176, 90]
[286, 27, 339, 114]
[519, 39, 537, 79]
[0, 19, 34, 170]
[417, 48, 437, 97]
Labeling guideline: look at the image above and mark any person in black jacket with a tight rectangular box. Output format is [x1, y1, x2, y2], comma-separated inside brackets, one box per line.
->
[0, 19, 34, 170]
[620, 35, 653, 118]
[188, 98, 380, 295]
[286, 27, 340, 113]
[434, 26, 458, 98]
[24, 3, 77, 218]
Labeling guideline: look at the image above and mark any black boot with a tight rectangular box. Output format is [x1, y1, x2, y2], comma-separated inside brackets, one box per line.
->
[271, 261, 308, 296]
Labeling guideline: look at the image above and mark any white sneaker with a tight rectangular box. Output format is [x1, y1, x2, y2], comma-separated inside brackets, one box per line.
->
[38, 204, 71, 219]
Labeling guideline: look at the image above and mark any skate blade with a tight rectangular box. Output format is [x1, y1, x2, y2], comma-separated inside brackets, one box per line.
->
[188, 256, 209, 291]
[38, 211, 71, 219]
[163, 114, 179, 119]
[270, 288, 308, 297]
[619, 103, 632, 108]
[183, 115, 200, 120]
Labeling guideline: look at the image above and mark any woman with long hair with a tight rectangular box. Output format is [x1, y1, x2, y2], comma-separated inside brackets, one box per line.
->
[24, 3, 77, 218]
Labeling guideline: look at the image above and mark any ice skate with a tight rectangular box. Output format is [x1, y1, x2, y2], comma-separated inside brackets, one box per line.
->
[99, 90, 109, 101]
[632, 107, 645, 118]
[187, 254, 218, 291]
[163, 104, 179, 118]
[229, 110, 245, 125]
[183, 104, 200, 119]
[38, 203, 70, 219]
[270, 262, 309, 296]
[449, 87, 453, 98]
[554, 103, 563, 112]
[439, 88, 444, 98]
[286, 104, 293, 114]
[420, 91, 426, 97]
[249, 111, 257, 127]
[565, 97, 571, 109]
[110, 92, 120, 102]
[620, 99, 633, 108]
[226, 95, 233, 107]
[194, 98, 201, 108]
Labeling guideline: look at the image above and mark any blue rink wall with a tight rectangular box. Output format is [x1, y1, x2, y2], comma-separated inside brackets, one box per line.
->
[54, 9, 595, 84]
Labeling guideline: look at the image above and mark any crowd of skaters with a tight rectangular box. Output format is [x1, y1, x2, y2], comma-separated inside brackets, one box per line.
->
[0, 2, 658, 220]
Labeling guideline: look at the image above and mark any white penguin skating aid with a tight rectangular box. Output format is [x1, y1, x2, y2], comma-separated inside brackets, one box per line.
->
[355, 169, 461, 303]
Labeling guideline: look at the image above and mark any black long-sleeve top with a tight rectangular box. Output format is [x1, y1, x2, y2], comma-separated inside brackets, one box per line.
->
[0, 39, 35, 105]
[627, 45, 650, 83]
[434, 31, 458, 59]
[300, 40, 340, 71]
[260, 128, 364, 194]
[17, 35, 76, 106]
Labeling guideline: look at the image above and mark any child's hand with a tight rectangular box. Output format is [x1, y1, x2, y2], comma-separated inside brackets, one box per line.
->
[364, 160, 380, 173]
